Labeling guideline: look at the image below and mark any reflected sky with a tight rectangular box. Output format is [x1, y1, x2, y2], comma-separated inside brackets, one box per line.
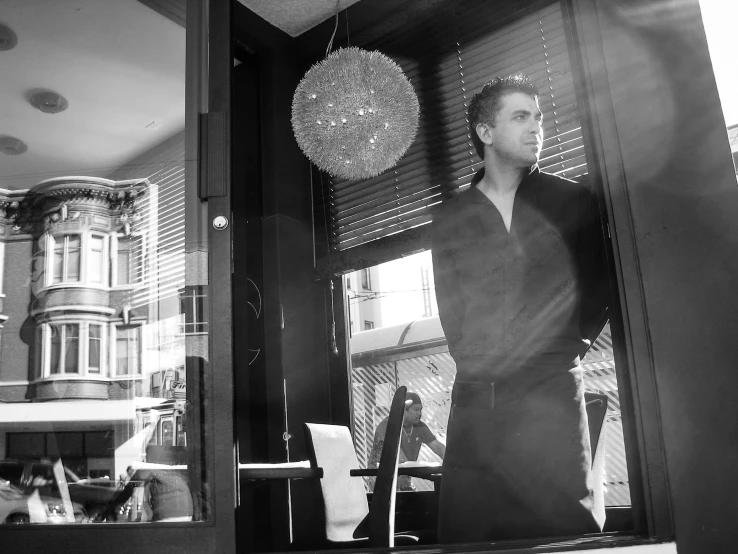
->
[700, 0, 738, 127]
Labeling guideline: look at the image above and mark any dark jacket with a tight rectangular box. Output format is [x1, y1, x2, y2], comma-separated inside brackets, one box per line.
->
[430, 166, 609, 381]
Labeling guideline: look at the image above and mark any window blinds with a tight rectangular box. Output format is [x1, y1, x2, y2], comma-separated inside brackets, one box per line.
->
[317, 0, 589, 272]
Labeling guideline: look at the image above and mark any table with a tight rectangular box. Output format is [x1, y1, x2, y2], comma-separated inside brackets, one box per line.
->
[239, 461, 323, 482]
[350, 462, 443, 487]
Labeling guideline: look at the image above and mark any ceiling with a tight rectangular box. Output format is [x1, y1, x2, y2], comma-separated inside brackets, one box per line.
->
[0, 0, 415, 191]
[0, 0, 186, 190]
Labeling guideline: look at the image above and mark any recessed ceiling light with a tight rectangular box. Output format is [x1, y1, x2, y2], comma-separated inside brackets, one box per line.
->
[0, 136, 28, 155]
[0, 24, 18, 51]
[30, 91, 69, 114]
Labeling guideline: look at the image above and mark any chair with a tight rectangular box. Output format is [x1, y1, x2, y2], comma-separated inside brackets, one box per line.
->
[584, 391, 608, 462]
[585, 391, 609, 527]
[303, 385, 417, 548]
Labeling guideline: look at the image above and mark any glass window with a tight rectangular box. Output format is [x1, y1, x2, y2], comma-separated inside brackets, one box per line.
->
[116, 235, 139, 286]
[88, 324, 102, 373]
[47, 432, 84, 459]
[85, 431, 114, 458]
[360, 268, 372, 290]
[115, 325, 141, 376]
[49, 323, 80, 375]
[52, 234, 82, 284]
[180, 285, 208, 334]
[699, 0, 738, 178]
[0, 0, 212, 529]
[7, 433, 45, 459]
[161, 418, 174, 447]
[348, 252, 632, 505]
[89, 235, 105, 284]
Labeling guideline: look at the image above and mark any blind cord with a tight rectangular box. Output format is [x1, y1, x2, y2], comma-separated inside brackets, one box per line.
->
[319, 170, 339, 355]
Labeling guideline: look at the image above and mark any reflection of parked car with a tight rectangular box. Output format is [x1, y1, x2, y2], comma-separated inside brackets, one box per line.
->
[0, 460, 119, 520]
[0, 480, 85, 524]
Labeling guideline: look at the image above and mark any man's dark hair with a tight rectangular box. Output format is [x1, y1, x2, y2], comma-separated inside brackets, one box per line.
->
[405, 391, 422, 409]
[467, 73, 539, 159]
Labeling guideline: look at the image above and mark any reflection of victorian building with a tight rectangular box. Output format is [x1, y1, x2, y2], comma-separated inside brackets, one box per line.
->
[18, 177, 153, 402]
[0, 169, 194, 479]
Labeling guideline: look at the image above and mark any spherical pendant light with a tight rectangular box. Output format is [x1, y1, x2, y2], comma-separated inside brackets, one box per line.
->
[291, 47, 419, 180]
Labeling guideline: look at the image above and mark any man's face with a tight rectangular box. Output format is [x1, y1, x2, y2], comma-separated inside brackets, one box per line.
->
[404, 404, 423, 425]
[483, 91, 543, 168]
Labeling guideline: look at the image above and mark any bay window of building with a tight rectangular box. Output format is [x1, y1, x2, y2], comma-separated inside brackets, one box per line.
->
[43, 232, 113, 288]
[39, 321, 110, 378]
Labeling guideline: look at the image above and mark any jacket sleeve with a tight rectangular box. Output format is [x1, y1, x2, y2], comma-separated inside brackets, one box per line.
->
[431, 204, 466, 360]
[578, 184, 611, 355]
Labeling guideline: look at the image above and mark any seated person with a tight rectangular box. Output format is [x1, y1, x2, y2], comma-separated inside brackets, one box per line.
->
[368, 391, 446, 491]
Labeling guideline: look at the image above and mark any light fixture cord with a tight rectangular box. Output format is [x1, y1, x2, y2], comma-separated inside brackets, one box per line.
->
[326, 0, 341, 57]
[345, 4, 350, 47]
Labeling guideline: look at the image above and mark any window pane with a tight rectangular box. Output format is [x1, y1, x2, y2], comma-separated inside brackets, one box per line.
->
[117, 248, 131, 285]
[0, 0, 210, 527]
[7, 433, 46, 459]
[50, 326, 62, 375]
[32, 241, 46, 293]
[88, 324, 101, 373]
[66, 235, 81, 282]
[347, 251, 632, 507]
[161, 419, 174, 447]
[64, 324, 80, 374]
[47, 432, 84, 459]
[53, 241, 64, 284]
[116, 326, 140, 376]
[90, 236, 104, 283]
[85, 431, 114, 458]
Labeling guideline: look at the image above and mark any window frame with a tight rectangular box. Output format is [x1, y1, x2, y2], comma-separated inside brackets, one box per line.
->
[13, 0, 237, 551]
[561, 0, 673, 539]
[111, 231, 143, 288]
[50, 233, 82, 286]
[43, 231, 111, 289]
[88, 233, 109, 286]
[37, 318, 110, 379]
[112, 322, 144, 378]
[314, 0, 674, 548]
[180, 285, 209, 335]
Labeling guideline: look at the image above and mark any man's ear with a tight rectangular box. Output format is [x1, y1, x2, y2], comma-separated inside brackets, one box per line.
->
[476, 122, 494, 147]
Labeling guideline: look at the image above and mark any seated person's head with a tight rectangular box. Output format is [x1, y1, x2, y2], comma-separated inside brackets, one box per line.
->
[403, 392, 423, 425]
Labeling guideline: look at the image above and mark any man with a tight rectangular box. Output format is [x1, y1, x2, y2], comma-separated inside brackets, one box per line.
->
[431, 74, 610, 542]
[368, 391, 446, 491]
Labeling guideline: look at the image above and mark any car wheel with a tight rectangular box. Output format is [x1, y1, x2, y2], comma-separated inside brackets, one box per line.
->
[5, 513, 30, 524]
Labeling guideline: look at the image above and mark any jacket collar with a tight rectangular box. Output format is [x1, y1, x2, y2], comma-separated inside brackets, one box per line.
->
[468, 164, 540, 203]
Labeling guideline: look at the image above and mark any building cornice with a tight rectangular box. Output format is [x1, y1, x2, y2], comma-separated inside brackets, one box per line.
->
[3, 176, 150, 236]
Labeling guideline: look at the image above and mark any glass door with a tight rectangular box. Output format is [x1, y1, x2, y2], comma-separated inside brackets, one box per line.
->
[0, 0, 235, 551]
